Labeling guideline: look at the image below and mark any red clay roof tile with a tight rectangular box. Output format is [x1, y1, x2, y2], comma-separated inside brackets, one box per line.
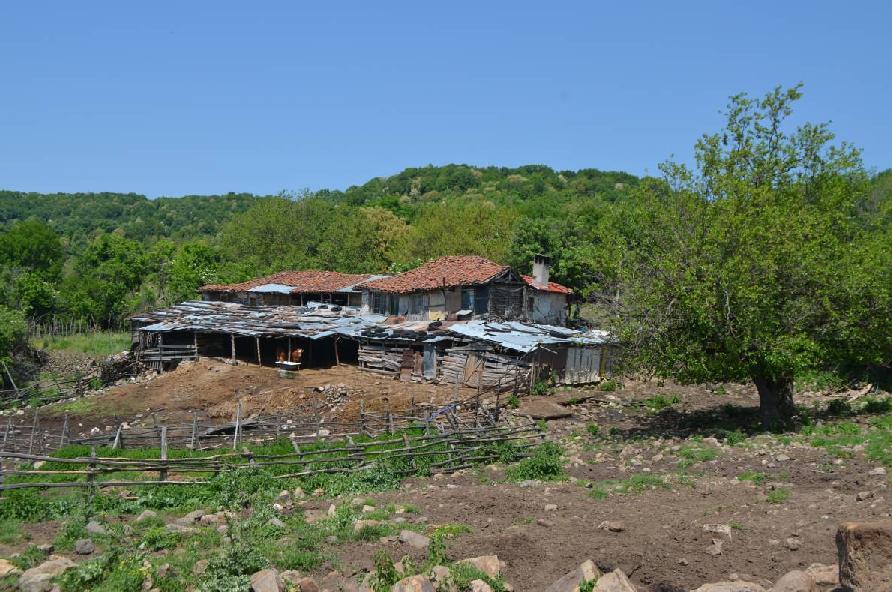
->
[201, 271, 376, 294]
[521, 275, 573, 295]
[362, 256, 511, 293]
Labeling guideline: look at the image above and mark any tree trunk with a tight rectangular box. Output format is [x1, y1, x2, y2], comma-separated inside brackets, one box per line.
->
[753, 374, 796, 430]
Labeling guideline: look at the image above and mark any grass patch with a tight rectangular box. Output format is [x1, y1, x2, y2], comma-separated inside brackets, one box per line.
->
[643, 394, 680, 412]
[737, 471, 767, 485]
[32, 332, 131, 358]
[589, 473, 670, 500]
[766, 487, 791, 504]
[676, 444, 718, 468]
[586, 423, 600, 437]
[0, 517, 24, 544]
[599, 380, 619, 392]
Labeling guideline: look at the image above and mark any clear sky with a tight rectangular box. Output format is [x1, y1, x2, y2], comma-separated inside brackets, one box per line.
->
[1, 1, 889, 197]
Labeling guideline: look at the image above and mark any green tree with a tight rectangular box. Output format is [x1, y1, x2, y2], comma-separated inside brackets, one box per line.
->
[0, 219, 63, 276]
[608, 85, 890, 429]
[0, 306, 27, 365]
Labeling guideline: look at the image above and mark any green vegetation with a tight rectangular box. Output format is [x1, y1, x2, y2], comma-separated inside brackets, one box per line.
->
[505, 442, 566, 482]
[676, 443, 719, 468]
[737, 471, 768, 485]
[589, 473, 670, 500]
[32, 332, 131, 357]
[598, 380, 619, 392]
[766, 487, 791, 504]
[643, 394, 681, 412]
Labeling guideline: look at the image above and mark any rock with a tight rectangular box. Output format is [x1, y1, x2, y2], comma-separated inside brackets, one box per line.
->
[35, 544, 53, 554]
[868, 467, 887, 476]
[165, 523, 196, 535]
[593, 569, 637, 591]
[836, 521, 892, 591]
[458, 556, 504, 579]
[769, 570, 816, 592]
[544, 559, 600, 592]
[0, 558, 20, 578]
[399, 530, 431, 549]
[304, 509, 328, 524]
[136, 510, 158, 523]
[537, 518, 555, 527]
[430, 566, 455, 591]
[200, 514, 221, 525]
[692, 583, 766, 592]
[706, 538, 724, 556]
[85, 520, 107, 535]
[803, 563, 837, 586]
[179, 510, 206, 524]
[703, 524, 733, 539]
[362, 505, 376, 514]
[391, 574, 435, 592]
[192, 559, 209, 576]
[267, 518, 286, 529]
[517, 398, 573, 420]
[784, 537, 801, 551]
[545, 504, 558, 512]
[74, 538, 95, 555]
[327, 503, 337, 518]
[18, 557, 77, 592]
[598, 521, 626, 533]
[157, 563, 171, 578]
[295, 576, 320, 592]
[469, 580, 492, 592]
[855, 491, 874, 502]
[250, 568, 284, 592]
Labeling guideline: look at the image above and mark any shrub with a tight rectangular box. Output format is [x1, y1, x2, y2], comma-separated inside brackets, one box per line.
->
[643, 394, 680, 411]
[586, 423, 600, 437]
[766, 487, 791, 504]
[506, 442, 565, 482]
[599, 380, 619, 392]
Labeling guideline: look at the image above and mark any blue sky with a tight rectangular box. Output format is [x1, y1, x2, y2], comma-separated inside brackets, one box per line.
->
[1, 1, 889, 197]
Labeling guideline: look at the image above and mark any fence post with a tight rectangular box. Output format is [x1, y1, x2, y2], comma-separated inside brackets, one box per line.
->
[159, 426, 168, 482]
[27, 408, 38, 455]
[112, 424, 123, 450]
[2, 418, 10, 451]
[232, 400, 242, 450]
[87, 446, 97, 490]
[358, 399, 366, 437]
[190, 413, 198, 450]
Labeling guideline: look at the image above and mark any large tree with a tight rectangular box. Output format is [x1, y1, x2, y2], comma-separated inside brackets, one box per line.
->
[608, 86, 891, 429]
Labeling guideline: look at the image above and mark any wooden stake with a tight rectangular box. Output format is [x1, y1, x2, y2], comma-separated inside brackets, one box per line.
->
[159, 427, 168, 482]
[2, 418, 11, 451]
[27, 408, 38, 455]
[230, 334, 236, 364]
[190, 413, 198, 450]
[255, 337, 262, 367]
[112, 424, 123, 450]
[232, 400, 242, 450]
[60, 414, 69, 448]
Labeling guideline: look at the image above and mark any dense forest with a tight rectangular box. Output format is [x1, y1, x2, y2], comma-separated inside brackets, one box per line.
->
[2, 87, 890, 422]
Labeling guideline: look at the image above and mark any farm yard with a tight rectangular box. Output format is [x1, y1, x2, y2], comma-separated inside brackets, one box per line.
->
[0, 350, 889, 591]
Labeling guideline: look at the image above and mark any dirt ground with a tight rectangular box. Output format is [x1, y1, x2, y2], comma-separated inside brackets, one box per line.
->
[7, 360, 891, 590]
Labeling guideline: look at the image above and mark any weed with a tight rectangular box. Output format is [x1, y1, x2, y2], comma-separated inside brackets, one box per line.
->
[643, 394, 680, 411]
[11, 544, 47, 570]
[724, 430, 747, 446]
[369, 550, 400, 592]
[530, 379, 552, 397]
[586, 423, 600, 437]
[590, 473, 670, 500]
[139, 526, 180, 551]
[599, 380, 619, 392]
[449, 561, 507, 592]
[676, 444, 718, 468]
[766, 487, 791, 504]
[505, 442, 565, 482]
[0, 517, 23, 544]
[713, 385, 727, 396]
[737, 471, 767, 485]
[506, 394, 520, 409]
[33, 332, 132, 358]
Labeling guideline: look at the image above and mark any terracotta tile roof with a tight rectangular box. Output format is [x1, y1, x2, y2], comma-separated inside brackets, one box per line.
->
[201, 271, 378, 294]
[362, 256, 511, 293]
[522, 275, 573, 295]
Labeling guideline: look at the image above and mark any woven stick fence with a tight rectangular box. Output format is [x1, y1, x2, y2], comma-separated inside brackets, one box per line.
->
[0, 422, 542, 491]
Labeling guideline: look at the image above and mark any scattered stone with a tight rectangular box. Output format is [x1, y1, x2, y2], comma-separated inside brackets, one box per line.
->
[181, 509, 206, 523]
[517, 398, 573, 420]
[678, 559, 690, 566]
[706, 538, 724, 556]
[459, 556, 504, 578]
[430, 565, 454, 591]
[295, 576, 320, 592]
[770, 570, 817, 592]
[537, 518, 555, 527]
[157, 564, 171, 578]
[692, 583, 766, 592]
[165, 523, 196, 535]
[593, 569, 637, 591]
[18, 557, 77, 592]
[250, 568, 284, 592]
[399, 530, 431, 549]
[598, 521, 626, 533]
[855, 491, 874, 502]
[391, 574, 435, 592]
[544, 503, 558, 512]
[304, 509, 328, 524]
[703, 524, 733, 539]
[0, 558, 20, 578]
[136, 510, 158, 523]
[868, 467, 886, 476]
[267, 518, 286, 529]
[469, 580, 492, 592]
[276, 490, 292, 504]
[192, 559, 209, 576]
[836, 521, 892, 591]
[35, 544, 53, 554]
[85, 520, 107, 536]
[74, 539, 95, 555]
[200, 513, 221, 525]
[327, 503, 337, 518]
[544, 559, 600, 592]
[362, 505, 376, 514]
[803, 563, 837, 586]
[784, 537, 801, 551]
[775, 454, 791, 462]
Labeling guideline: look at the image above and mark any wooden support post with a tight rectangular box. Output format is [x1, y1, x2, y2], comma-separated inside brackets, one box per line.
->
[112, 424, 123, 449]
[287, 337, 292, 361]
[358, 399, 366, 436]
[60, 414, 69, 448]
[232, 400, 242, 450]
[158, 334, 164, 373]
[27, 407, 38, 455]
[334, 337, 340, 366]
[1, 362, 19, 398]
[231, 334, 236, 365]
[193, 331, 198, 357]
[190, 413, 198, 450]
[255, 337, 262, 367]
[410, 396, 416, 420]
[387, 403, 395, 435]
[159, 426, 168, 482]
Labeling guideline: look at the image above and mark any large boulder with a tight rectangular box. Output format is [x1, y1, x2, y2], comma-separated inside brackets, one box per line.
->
[836, 521, 892, 591]
[593, 569, 637, 592]
[18, 556, 77, 592]
[770, 570, 817, 592]
[803, 563, 837, 587]
[0, 559, 20, 578]
[545, 560, 600, 592]
[391, 574, 435, 592]
[250, 568, 284, 592]
[399, 530, 431, 550]
[458, 556, 505, 579]
[469, 581, 493, 592]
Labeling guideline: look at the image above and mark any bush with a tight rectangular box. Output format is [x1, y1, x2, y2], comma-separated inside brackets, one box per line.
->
[506, 442, 565, 482]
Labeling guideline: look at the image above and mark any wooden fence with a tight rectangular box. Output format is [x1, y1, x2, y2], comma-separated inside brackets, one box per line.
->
[0, 422, 542, 491]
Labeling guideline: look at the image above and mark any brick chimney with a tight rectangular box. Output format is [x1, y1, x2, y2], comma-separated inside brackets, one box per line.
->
[532, 254, 551, 286]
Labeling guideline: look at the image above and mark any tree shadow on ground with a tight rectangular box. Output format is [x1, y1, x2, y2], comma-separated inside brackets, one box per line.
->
[616, 402, 764, 440]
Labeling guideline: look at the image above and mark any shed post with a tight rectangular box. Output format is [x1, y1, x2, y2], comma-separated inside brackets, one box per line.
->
[193, 331, 198, 357]
[287, 336, 292, 361]
[230, 334, 236, 364]
[255, 337, 262, 366]
[158, 333, 164, 373]
[60, 414, 70, 448]
[334, 337, 340, 366]
[159, 426, 168, 482]
[233, 399, 242, 450]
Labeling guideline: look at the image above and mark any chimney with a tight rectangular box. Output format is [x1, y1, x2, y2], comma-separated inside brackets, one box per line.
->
[532, 254, 551, 286]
